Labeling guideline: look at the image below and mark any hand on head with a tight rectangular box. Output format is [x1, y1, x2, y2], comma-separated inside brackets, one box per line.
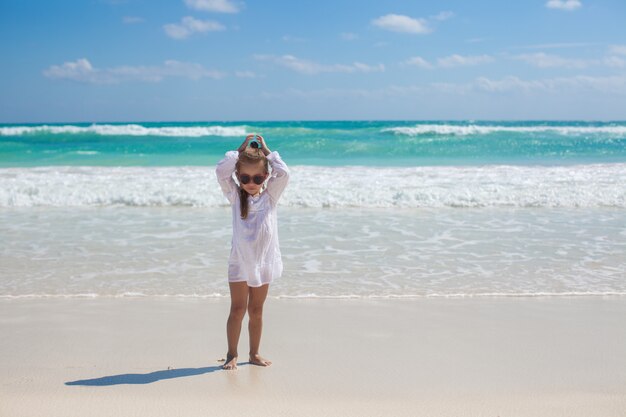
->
[238, 134, 270, 155]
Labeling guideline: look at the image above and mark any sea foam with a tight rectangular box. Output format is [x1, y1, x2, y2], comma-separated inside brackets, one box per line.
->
[1, 163, 624, 208]
[382, 124, 626, 136]
[0, 124, 247, 137]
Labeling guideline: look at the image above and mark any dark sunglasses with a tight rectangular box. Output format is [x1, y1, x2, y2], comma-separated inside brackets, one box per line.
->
[238, 173, 266, 185]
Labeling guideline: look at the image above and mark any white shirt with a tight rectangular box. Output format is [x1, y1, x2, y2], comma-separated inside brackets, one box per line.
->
[215, 150, 290, 287]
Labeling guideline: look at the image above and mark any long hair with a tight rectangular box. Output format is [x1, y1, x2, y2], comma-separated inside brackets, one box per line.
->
[235, 148, 269, 219]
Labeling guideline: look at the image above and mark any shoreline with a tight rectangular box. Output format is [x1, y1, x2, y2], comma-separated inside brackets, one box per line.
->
[1, 297, 625, 416]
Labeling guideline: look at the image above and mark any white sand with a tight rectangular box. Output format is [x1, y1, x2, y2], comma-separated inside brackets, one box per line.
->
[1, 296, 625, 416]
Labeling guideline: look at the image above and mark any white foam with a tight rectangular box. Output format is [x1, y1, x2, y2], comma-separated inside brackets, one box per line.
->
[1, 163, 625, 208]
[2, 206, 624, 299]
[382, 124, 626, 136]
[2, 291, 625, 300]
[0, 124, 247, 137]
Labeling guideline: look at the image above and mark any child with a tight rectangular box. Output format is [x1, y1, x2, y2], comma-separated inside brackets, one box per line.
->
[215, 134, 289, 370]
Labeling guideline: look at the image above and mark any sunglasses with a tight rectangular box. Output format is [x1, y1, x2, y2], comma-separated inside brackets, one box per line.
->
[238, 173, 266, 185]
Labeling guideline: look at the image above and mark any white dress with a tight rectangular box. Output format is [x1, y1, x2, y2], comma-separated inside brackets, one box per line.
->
[215, 150, 290, 287]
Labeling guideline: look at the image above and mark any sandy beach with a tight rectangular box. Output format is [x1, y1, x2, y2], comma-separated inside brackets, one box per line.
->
[4, 0, 626, 415]
[1, 296, 625, 416]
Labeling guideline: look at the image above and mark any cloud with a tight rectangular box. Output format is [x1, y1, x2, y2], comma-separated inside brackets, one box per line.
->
[603, 46, 626, 67]
[465, 37, 488, 44]
[254, 54, 384, 75]
[404, 57, 434, 69]
[453, 75, 626, 95]
[609, 45, 626, 56]
[604, 56, 626, 68]
[164, 16, 225, 39]
[405, 54, 494, 69]
[515, 42, 594, 50]
[235, 71, 257, 78]
[437, 54, 494, 67]
[340, 32, 359, 41]
[184, 0, 241, 13]
[475, 76, 549, 93]
[481, 75, 626, 94]
[257, 74, 626, 102]
[282, 35, 306, 42]
[431, 11, 454, 21]
[258, 85, 424, 101]
[545, 0, 582, 11]
[43, 59, 99, 82]
[122, 16, 144, 24]
[514, 52, 591, 68]
[430, 82, 473, 94]
[371, 14, 431, 34]
[43, 58, 225, 83]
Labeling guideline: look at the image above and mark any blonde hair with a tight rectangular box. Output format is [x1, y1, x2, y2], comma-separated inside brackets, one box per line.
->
[235, 148, 269, 219]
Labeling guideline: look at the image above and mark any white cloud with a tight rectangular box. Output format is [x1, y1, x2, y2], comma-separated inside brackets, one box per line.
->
[282, 35, 306, 42]
[259, 74, 626, 102]
[235, 71, 257, 78]
[43, 58, 225, 83]
[475, 76, 549, 93]
[259, 85, 424, 101]
[164, 16, 225, 39]
[405, 56, 434, 69]
[371, 14, 431, 34]
[340, 32, 359, 41]
[599, 45, 626, 68]
[604, 56, 626, 68]
[545, 0, 582, 11]
[608, 45, 626, 56]
[516, 42, 594, 50]
[254, 54, 384, 75]
[437, 54, 494, 67]
[430, 82, 472, 94]
[352, 62, 384, 73]
[514, 52, 592, 68]
[488, 75, 626, 94]
[466, 37, 488, 44]
[470, 75, 626, 94]
[184, 0, 240, 13]
[405, 54, 494, 69]
[122, 16, 144, 24]
[43, 59, 99, 82]
[431, 11, 454, 21]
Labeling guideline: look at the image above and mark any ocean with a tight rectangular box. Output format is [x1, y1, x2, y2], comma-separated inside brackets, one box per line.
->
[1, 121, 625, 298]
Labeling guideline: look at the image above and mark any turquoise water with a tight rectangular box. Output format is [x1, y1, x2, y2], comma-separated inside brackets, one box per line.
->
[1, 120, 625, 298]
[2, 120, 626, 167]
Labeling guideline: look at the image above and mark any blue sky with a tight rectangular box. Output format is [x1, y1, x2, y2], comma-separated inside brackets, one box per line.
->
[1, 0, 625, 122]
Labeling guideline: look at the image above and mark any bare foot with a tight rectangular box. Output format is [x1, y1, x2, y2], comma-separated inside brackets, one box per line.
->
[249, 353, 272, 367]
[222, 354, 238, 370]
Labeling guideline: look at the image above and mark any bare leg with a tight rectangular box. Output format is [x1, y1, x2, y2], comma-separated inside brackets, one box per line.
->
[223, 281, 249, 370]
[248, 283, 272, 366]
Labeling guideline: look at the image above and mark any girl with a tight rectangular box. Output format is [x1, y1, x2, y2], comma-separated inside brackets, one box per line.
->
[215, 134, 289, 370]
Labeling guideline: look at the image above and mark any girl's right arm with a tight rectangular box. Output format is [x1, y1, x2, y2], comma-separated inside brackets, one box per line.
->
[215, 151, 239, 204]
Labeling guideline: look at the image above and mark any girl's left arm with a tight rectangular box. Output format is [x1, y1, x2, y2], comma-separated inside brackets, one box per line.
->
[257, 136, 290, 204]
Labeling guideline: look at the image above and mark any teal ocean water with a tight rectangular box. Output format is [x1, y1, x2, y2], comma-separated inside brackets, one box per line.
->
[2, 120, 626, 167]
[1, 120, 625, 298]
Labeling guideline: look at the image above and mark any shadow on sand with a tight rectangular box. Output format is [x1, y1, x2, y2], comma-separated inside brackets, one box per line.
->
[65, 363, 251, 386]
